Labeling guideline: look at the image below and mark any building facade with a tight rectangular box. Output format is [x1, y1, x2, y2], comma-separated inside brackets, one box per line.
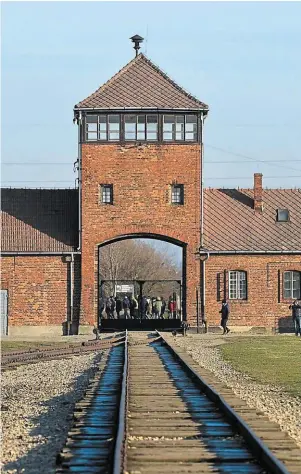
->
[1, 49, 300, 336]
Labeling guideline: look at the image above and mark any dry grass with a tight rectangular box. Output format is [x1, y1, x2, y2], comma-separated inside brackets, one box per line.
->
[1, 340, 72, 353]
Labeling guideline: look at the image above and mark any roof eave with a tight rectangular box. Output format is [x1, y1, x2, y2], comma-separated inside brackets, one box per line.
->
[73, 106, 209, 115]
[199, 249, 301, 255]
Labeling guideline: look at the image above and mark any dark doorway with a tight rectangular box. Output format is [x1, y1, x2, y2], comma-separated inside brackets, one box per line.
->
[98, 236, 185, 330]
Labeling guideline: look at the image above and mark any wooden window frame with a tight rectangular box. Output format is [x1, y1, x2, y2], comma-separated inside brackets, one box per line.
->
[228, 270, 248, 300]
[171, 184, 184, 205]
[83, 113, 200, 144]
[283, 270, 301, 300]
[100, 184, 113, 205]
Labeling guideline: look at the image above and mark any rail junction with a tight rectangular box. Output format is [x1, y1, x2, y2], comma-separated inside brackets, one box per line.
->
[53, 331, 301, 474]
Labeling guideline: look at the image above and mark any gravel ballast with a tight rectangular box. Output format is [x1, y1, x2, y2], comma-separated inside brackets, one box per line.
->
[1, 351, 105, 474]
[171, 334, 301, 449]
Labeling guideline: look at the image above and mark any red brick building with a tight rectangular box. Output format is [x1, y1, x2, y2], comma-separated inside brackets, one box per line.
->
[1, 50, 300, 335]
[202, 175, 301, 332]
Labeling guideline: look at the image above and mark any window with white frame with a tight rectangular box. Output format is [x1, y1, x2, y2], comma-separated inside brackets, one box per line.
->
[84, 113, 198, 143]
[283, 271, 301, 299]
[163, 115, 197, 141]
[86, 115, 98, 141]
[100, 184, 113, 204]
[124, 114, 158, 141]
[229, 271, 247, 299]
[171, 184, 184, 205]
[86, 115, 120, 141]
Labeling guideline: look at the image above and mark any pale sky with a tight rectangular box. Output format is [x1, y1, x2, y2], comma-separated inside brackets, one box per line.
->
[2, 1, 301, 189]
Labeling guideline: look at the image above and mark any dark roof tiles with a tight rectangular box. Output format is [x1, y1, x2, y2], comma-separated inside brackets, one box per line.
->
[1, 189, 78, 252]
[204, 188, 301, 252]
[75, 54, 208, 111]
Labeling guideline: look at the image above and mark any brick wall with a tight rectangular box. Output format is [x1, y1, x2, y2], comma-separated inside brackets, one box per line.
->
[205, 254, 301, 330]
[81, 143, 201, 325]
[1, 256, 80, 330]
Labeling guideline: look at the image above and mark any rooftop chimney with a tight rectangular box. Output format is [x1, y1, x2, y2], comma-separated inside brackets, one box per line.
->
[254, 173, 263, 212]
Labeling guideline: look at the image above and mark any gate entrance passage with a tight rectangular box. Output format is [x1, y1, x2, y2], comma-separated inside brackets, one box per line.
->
[98, 279, 183, 331]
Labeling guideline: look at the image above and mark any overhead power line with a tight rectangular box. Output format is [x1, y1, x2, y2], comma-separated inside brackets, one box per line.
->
[2, 158, 301, 165]
[205, 144, 301, 173]
[206, 176, 301, 180]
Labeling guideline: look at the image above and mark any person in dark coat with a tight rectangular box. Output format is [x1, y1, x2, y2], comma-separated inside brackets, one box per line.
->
[141, 296, 148, 319]
[160, 299, 166, 319]
[219, 299, 230, 334]
[289, 300, 301, 336]
[123, 296, 130, 319]
[115, 297, 122, 319]
[99, 297, 105, 319]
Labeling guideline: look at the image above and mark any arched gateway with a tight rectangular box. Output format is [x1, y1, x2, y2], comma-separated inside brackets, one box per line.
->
[74, 38, 209, 330]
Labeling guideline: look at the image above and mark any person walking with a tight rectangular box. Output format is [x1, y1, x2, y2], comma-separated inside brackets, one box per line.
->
[161, 298, 166, 319]
[130, 295, 138, 319]
[168, 297, 176, 319]
[105, 297, 113, 319]
[141, 296, 148, 319]
[289, 300, 301, 336]
[123, 295, 130, 319]
[115, 296, 122, 319]
[219, 299, 230, 334]
[146, 297, 152, 318]
[154, 297, 162, 319]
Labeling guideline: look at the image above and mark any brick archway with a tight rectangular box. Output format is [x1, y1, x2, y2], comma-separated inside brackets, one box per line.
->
[97, 233, 187, 328]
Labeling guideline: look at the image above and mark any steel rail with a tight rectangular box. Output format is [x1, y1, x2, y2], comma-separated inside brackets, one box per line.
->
[112, 329, 128, 474]
[157, 330, 291, 474]
[2, 334, 126, 368]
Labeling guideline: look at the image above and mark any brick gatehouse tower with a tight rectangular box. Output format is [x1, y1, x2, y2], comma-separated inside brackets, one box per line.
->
[74, 37, 209, 329]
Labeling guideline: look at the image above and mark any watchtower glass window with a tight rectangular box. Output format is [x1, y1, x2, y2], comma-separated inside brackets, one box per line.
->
[124, 114, 158, 141]
[83, 113, 199, 143]
[163, 115, 197, 142]
[86, 115, 120, 141]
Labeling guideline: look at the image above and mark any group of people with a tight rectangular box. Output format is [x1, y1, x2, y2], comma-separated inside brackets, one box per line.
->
[100, 294, 180, 320]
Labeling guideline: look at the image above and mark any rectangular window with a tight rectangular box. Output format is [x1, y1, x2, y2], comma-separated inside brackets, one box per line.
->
[100, 184, 113, 204]
[84, 114, 196, 143]
[176, 116, 184, 141]
[108, 115, 120, 141]
[171, 184, 184, 205]
[98, 116, 107, 140]
[185, 115, 198, 141]
[283, 271, 301, 299]
[163, 115, 175, 141]
[277, 209, 290, 222]
[146, 115, 158, 141]
[229, 271, 247, 299]
[86, 115, 98, 141]
[163, 115, 197, 141]
[125, 115, 137, 141]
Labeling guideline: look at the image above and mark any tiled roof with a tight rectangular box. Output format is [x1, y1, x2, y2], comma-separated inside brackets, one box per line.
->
[75, 53, 208, 111]
[204, 188, 301, 252]
[1, 189, 78, 252]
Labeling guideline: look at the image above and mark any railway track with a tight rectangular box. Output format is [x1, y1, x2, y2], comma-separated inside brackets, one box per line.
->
[1, 333, 126, 370]
[56, 331, 301, 473]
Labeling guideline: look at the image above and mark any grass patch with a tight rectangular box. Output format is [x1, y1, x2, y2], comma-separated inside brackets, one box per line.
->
[1, 340, 73, 354]
[220, 336, 301, 397]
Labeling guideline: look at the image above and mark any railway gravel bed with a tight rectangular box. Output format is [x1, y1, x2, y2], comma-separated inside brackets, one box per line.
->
[170, 335, 301, 449]
[1, 350, 106, 474]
